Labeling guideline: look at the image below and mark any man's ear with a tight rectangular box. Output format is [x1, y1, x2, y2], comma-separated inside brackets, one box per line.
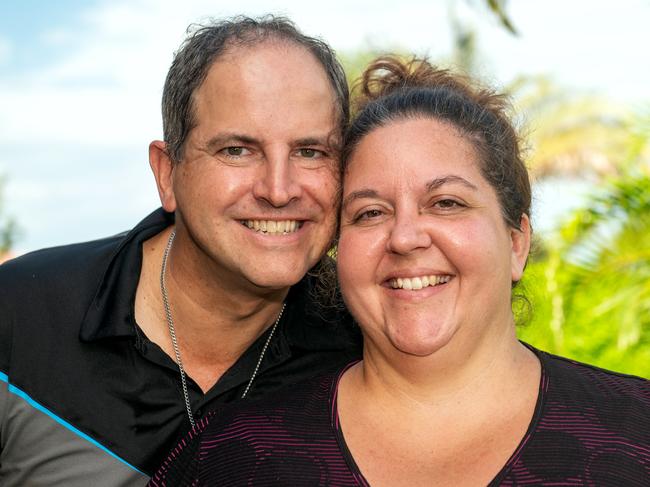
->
[511, 213, 531, 283]
[149, 140, 177, 212]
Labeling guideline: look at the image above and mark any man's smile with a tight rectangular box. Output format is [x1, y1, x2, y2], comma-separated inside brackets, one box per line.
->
[240, 219, 304, 235]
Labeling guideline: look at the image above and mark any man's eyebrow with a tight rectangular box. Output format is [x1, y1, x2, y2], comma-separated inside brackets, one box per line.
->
[426, 175, 478, 191]
[204, 134, 334, 152]
[293, 136, 332, 147]
[342, 189, 379, 209]
[204, 133, 259, 152]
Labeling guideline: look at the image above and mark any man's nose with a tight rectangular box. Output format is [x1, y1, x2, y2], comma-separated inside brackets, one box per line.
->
[252, 152, 302, 207]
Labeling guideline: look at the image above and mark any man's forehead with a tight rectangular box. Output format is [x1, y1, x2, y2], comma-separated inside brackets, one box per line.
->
[186, 40, 340, 146]
[196, 41, 337, 110]
[214, 37, 316, 70]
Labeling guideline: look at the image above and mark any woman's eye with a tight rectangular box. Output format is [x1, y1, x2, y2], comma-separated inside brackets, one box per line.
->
[435, 199, 462, 209]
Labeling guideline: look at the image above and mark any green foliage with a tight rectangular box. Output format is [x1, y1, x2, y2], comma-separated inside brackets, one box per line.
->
[483, 0, 518, 35]
[337, 9, 649, 378]
[508, 75, 632, 178]
[339, 50, 385, 89]
[517, 120, 650, 377]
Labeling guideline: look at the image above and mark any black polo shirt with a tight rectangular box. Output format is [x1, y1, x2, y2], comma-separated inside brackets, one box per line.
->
[0, 209, 361, 486]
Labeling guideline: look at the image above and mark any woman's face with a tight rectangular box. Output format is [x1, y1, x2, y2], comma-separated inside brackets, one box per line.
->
[337, 117, 529, 358]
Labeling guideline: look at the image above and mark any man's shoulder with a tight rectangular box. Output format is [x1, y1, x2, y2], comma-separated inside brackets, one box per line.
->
[0, 234, 129, 368]
[0, 208, 170, 300]
[0, 233, 126, 298]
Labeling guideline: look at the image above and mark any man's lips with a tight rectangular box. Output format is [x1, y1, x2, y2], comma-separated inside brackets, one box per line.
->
[240, 219, 304, 235]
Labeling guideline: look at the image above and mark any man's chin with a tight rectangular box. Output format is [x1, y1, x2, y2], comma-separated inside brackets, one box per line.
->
[248, 273, 306, 290]
[241, 262, 313, 291]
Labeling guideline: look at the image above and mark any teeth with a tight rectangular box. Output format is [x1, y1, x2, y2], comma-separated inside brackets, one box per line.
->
[390, 274, 451, 290]
[242, 220, 301, 235]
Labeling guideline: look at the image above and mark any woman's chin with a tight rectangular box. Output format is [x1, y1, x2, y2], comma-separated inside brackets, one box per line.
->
[385, 324, 456, 358]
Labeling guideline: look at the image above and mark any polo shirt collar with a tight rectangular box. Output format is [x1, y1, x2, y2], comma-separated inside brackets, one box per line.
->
[79, 208, 173, 341]
[79, 208, 360, 353]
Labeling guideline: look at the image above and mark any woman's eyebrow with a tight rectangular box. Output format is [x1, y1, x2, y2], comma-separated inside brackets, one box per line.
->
[342, 189, 379, 209]
[426, 175, 478, 191]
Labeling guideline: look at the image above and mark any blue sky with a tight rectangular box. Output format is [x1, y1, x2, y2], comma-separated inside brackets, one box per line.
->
[1, 0, 649, 253]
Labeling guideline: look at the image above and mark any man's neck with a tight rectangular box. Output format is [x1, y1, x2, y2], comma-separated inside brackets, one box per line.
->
[135, 226, 289, 393]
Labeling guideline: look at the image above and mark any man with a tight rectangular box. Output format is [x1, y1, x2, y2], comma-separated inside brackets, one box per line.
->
[0, 16, 360, 485]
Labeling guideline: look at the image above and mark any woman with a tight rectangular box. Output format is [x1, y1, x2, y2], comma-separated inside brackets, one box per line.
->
[150, 57, 650, 486]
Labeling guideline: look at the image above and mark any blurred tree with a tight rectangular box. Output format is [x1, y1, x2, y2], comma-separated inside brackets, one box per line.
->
[453, 0, 632, 180]
[518, 113, 650, 377]
[0, 176, 17, 254]
[482, 0, 518, 35]
[339, 50, 386, 94]
[338, 2, 649, 377]
[509, 76, 632, 178]
[450, 15, 478, 74]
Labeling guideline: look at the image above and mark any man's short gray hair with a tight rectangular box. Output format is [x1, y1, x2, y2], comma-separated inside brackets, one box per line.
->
[162, 15, 350, 164]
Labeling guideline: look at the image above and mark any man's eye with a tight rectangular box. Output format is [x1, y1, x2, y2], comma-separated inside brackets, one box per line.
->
[223, 147, 248, 156]
[298, 148, 322, 158]
[355, 209, 383, 222]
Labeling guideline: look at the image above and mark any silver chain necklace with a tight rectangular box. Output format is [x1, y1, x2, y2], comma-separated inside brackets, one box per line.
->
[160, 230, 285, 428]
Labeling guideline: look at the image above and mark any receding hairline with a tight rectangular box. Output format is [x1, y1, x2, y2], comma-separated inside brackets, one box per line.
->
[216, 32, 319, 59]
[163, 16, 349, 165]
[206, 35, 337, 89]
[185, 37, 342, 148]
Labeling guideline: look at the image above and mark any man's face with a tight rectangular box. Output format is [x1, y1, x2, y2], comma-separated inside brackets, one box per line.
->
[167, 41, 339, 292]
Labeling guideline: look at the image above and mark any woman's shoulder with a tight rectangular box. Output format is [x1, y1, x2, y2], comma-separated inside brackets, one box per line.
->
[532, 345, 649, 449]
[533, 346, 649, 408]
[494, 345, 650, 486]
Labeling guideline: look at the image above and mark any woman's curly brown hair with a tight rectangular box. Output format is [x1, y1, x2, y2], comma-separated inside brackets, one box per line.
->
[343, 55, 531, 234]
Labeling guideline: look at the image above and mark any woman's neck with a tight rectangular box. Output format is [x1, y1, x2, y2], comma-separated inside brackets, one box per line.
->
[354, 319, 536, 413]
[336, 322, 541, 487]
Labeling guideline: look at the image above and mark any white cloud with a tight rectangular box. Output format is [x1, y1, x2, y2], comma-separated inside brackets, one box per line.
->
[2, 0, 649, 253]
[0, 0, 457, 148]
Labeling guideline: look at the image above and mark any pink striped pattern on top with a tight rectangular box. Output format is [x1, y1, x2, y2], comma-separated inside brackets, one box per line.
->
[149, 346, 649, 486]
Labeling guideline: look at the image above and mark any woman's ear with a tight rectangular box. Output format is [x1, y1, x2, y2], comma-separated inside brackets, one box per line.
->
[149, 140, 177, 212]
[511, 213, 531, 282]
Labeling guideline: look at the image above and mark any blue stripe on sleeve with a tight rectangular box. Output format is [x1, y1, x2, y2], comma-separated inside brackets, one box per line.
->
[0, 373, 144, 475]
